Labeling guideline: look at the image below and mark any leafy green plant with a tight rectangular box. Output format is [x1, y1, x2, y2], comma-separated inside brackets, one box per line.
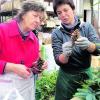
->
[74, 69, 100, 100]
[36, 71, 58, 100]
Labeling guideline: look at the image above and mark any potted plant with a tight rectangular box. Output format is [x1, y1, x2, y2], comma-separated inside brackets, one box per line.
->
[36, 71, 58, 100]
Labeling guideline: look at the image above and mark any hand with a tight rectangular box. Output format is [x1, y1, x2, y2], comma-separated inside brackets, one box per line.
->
[41, 61, 48, 70]
[75, 37, 92, 50]
[30, 59, 48, 74]
[62, 41, 73, 56]
[5, 63, 30, 79]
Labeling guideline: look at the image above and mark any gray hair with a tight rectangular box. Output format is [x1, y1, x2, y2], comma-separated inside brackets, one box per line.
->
[16, 1, 45, 21]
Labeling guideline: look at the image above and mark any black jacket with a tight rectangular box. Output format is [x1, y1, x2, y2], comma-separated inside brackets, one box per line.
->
[52, 21, 100, 73]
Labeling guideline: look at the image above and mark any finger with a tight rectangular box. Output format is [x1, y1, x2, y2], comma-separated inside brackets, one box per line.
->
[75, 41, 86, 45]
[25, 69, 31, 76]
[26, 68, 31, 73]
[63, 42, 72, 47]
[64, 48, 72, 51]
[77, 37, 86, 41]
[75, 44, 87, 47]
[42, 64, 48, 69]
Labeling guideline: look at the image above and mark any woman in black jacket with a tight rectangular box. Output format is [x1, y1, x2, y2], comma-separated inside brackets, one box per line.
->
[52, 0, 100, 99]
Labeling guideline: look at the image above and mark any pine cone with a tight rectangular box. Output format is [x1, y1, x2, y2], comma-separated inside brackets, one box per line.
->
[71, 29, 80, 45]
[37, 58, 44, 71]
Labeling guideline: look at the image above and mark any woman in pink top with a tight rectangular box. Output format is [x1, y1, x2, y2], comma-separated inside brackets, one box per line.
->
[0, 1, 47, 100]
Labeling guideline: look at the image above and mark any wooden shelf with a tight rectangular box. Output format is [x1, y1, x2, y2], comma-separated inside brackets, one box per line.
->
[44, 0, 53, 2]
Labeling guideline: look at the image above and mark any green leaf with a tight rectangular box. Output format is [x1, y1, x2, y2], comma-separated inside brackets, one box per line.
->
[92, 95, 97, 100]
[86, 94, 93, 100]
[95, 91, 100, 95]
[77, 88, 90, 93]
[75, 92, 88, 97]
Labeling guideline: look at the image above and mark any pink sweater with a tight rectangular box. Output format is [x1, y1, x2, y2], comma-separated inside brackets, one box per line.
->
[0, 19, 39, 74]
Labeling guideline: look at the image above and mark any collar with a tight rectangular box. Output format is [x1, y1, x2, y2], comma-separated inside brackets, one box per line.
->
[28, 31, 35, 41]
[61, 16, 81, 33]
[8, 19, 20, 37]
[8, 19, 35, 41]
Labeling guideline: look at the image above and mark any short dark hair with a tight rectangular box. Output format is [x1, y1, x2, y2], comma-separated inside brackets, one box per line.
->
[53, 0, 75, 15]
[17, 1, 45, 21]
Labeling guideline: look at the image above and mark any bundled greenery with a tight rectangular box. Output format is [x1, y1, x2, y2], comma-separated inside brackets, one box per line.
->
[36, 71, 58, 100]
[74, 68, 100, 100]
[36, 68, 100, 100]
